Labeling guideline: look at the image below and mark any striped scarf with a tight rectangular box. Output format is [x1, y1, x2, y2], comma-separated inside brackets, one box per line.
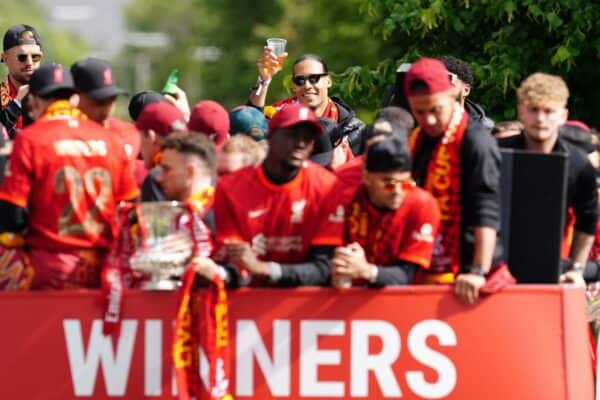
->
[409, 107, 467, 275]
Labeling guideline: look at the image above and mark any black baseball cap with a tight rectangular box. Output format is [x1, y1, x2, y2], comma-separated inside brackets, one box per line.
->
[3, 24, 42, 52]
[71, 57, 127, 101]
[128, 90, 164, 121]
[366, 137, 412, 172]
[29, 63, 75, 98]
[310, 117, 336, 166]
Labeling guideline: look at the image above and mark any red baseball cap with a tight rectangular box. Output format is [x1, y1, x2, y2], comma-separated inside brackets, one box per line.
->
[135, 102, 187, 137]
[404, 57, 454, 97]
[268, 103, 323, 136]
[188, 100, 230, 146]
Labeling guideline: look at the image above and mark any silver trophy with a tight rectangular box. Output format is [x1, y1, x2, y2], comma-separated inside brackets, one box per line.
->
[129, 201, 193, 290]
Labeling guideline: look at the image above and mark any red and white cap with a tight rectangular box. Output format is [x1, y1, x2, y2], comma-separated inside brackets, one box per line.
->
[268, 103, 323, 136]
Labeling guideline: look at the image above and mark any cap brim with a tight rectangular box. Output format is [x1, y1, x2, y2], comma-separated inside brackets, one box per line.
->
[85, 86, 128, 100]
[310, 151, 333, 167]
[278, 120, 323, 136]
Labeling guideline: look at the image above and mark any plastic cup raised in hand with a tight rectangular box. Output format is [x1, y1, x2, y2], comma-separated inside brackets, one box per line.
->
[266, 38, 287, 73]
[266, 38, 287, 56]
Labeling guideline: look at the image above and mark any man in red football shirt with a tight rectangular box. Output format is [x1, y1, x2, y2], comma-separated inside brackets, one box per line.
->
[332, 137, 440, 286]
[336, 107, 413, 205]
[0, 63, 139, 289]
[71, 58, 145, 184]
[214, 103, 345, 286]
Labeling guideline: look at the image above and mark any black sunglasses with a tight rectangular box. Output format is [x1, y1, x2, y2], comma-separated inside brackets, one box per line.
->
[17, 53, 42, 63]
[292, 73, 328, 86]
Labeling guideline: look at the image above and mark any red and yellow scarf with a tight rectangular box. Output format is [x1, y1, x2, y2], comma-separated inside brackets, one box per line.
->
[346, 185, 409, 267]
[1, 77, 22, 130]
[173, 194, 233, 400]
[41, 100, 86, 120]
[409, 107, 467, 276]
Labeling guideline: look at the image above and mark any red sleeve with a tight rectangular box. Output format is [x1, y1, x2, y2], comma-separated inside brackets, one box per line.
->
[213, 179, 245, 247]
[396, 191, 440, 268]
[310, 176, 345, 247]
[0, 135, 33, 207]
[113, 139, 140, 201]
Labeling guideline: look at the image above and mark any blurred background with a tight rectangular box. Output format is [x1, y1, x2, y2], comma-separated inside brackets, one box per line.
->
[1, 0, 599, 127]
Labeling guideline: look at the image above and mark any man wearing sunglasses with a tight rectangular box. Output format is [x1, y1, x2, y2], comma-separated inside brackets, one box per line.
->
[1, 24, 43, 138]
[248, 50, 364, 158]
[332, 137, 440, 287]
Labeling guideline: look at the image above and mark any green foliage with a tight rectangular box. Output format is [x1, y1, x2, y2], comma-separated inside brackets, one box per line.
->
[342, 0, 600, 126]
[123, 0, 384, 118]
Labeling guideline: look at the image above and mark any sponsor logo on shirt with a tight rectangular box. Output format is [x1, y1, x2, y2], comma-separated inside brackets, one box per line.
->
[328, 205, 345, 223]
[252, 233, 303, 255]
[290, 200, 306, 224]
[248, 208, 268, 219]
[412, 223, 434, 243]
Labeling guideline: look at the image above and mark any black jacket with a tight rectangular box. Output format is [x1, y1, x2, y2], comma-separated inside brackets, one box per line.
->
[330, 96, 365, 155]
[498, 133, 598, 235]
[0, 96, 33, 139]
[412, 118, 504, 268]
[465, 98, 494, 130]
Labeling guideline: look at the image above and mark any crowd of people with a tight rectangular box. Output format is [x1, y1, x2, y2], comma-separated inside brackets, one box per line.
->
[1, 23, 599, 305]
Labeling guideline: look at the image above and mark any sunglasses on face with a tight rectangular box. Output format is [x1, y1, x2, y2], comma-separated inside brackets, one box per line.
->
[292, 73, 328, 86]
[380, 177, 416, 192]
[16, 53, 42, 63]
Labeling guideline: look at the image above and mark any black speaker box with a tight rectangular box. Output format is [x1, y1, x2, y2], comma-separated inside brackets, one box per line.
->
[500, 149, 568, 283]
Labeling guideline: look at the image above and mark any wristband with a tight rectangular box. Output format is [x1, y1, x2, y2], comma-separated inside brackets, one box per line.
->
[368, 264, 378, 283]
[467, 265, 486, 277]
[252, 76, 271, 94]
[567, 261, 584, 274]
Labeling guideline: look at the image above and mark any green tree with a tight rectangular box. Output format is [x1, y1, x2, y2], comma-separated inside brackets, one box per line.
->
[339, 0, 600, 126]
[123, 0, 384, 118]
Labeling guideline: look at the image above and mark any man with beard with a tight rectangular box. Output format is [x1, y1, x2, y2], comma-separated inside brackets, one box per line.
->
[1, 24, 43, 138]
[406, 57, 506, 304]
[214, 103, 345, 286]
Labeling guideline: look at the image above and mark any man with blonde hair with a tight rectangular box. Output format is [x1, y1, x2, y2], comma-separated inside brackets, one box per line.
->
[499, 72, 598, 285]
[217, 134, 264, 176]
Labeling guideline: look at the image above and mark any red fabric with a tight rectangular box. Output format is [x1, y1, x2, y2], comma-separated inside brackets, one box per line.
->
[409, 108, 468, 275]
[271, 96, 339, 122]
[0, 246, 33, 290]
[101, 203, 136, 336]
[105, 117, 142, 161]
[588, 215, 600, 261]
[188, 100, 230, 146]
[561, 208, 576, 258]
[268, 103, 322, 136]
[346, 185, 440, 270]
[0, 77, 22, 129]
[480, 263, 516, 294]
[404, 58, 453, 96]
[136, 102, 187, 136]
[173, 202, 233, 399]
[214, 162, 344, 265]
[0, 101, 139, 252]
[335, 155, 364, 206]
